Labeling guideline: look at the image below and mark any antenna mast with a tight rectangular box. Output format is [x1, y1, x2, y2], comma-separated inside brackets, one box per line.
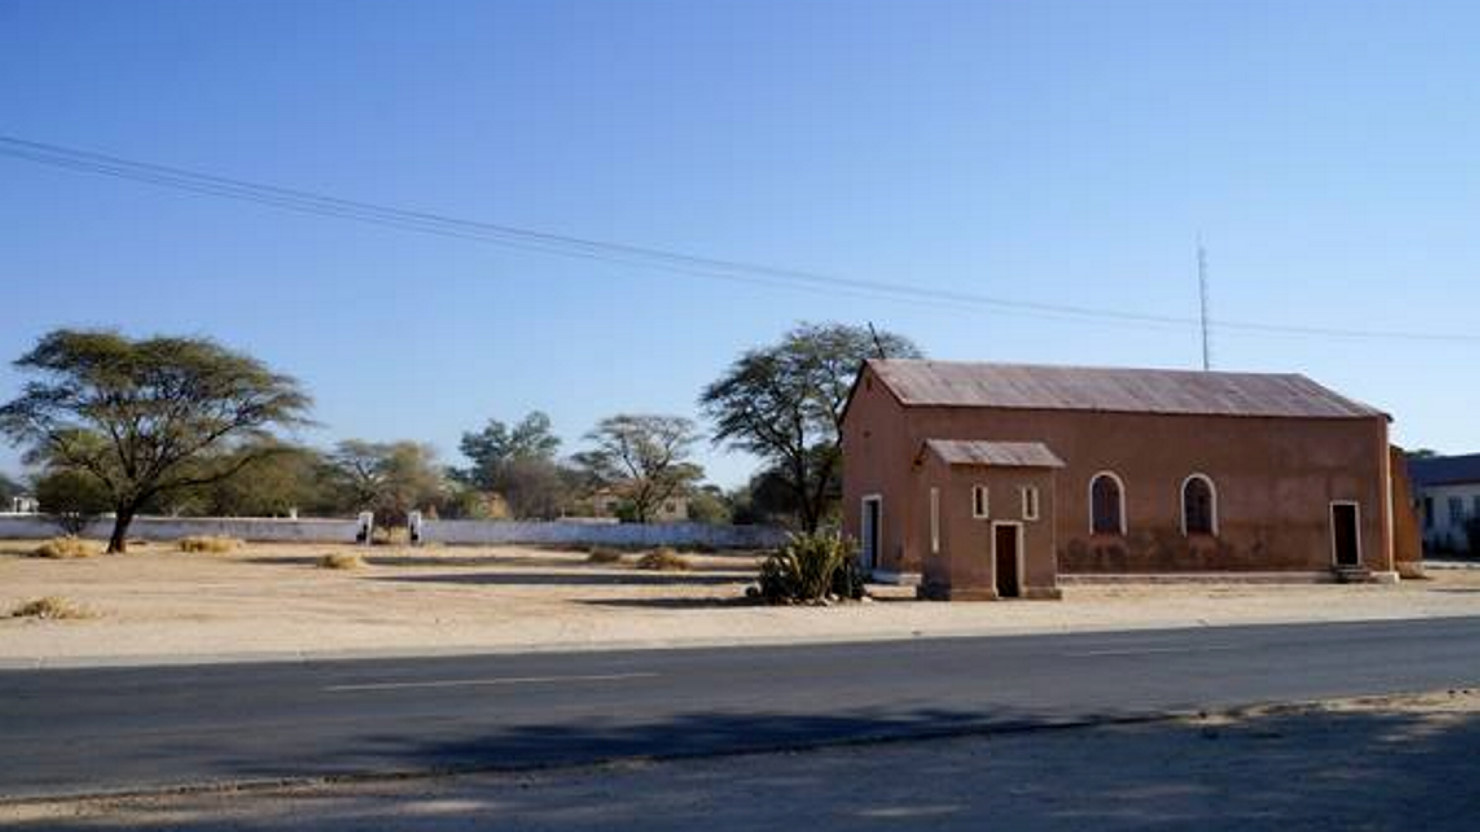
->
[1197, 239, 1211, 371]
[867, 321, 889, 359]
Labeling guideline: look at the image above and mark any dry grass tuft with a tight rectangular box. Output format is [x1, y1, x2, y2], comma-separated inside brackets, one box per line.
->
[317, 552, 365, 570]
[1397, 561, 1429, 580]
[586, 546, 625, 565]
[32, 537, 100, 559]
[178, 536, 243, 554]
[371, 528, 409, 546]
[10, 596, 95, 620]
[635, 547, 691, 572]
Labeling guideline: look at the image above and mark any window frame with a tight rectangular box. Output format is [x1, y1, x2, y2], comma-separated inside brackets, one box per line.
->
[1021, 485, 1040, 522]
[1088, 471, 1127, 536]
[972, 484, 990, 519]
[1180, 473, 1219, 537]
[929, 487, 941, 554]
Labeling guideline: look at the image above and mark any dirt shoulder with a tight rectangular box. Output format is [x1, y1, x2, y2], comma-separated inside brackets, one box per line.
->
[5, 689, 1478, 830]
[2, 540, 1478, 668]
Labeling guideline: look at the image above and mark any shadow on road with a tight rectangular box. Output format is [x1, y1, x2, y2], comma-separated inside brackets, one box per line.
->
[8, 703, 1480, 830]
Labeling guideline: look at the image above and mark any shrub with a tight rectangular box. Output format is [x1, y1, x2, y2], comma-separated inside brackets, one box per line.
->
[10, 596, 94, 620]
[178, 536, 242, 554]
[32, 537, 99, 559]
[587, 546, 624, 564]
[757, 532, 865, 604]
[635, 547, 691, 571]
[317, 552, 365, 570]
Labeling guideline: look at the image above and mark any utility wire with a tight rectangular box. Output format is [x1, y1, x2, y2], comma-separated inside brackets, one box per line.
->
[3, 134, 1476, 344]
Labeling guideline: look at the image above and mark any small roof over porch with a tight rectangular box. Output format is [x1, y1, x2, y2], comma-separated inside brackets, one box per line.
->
[917, 439, 1065, 469]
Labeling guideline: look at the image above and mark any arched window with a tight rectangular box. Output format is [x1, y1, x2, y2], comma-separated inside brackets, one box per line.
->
[1182, 475, 1217, 536]
[1090, 473, 1125, 535]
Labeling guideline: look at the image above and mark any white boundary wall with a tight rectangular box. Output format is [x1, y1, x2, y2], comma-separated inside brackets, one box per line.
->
[424, 520, 788, 549]
[0, 515, 788, 549]
[0, 515, 361, 543]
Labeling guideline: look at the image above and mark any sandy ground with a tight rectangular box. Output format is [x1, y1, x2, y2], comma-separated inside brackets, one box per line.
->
[2, 540, 1478, 667]
[4, 689, 1478, 830]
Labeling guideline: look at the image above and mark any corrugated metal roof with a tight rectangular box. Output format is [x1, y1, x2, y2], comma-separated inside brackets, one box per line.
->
[1409, 454, 1480, 487]
[923, 439, 1065, 468]
[870, 360, 1387, 420]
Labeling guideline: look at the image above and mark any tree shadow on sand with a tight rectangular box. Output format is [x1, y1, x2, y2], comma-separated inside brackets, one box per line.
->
[370, 571, 748, 587]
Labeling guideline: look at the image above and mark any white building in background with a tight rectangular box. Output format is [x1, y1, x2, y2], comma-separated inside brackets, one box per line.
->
[1409, 454, 1480, 554]
[7, 495, 39, 514]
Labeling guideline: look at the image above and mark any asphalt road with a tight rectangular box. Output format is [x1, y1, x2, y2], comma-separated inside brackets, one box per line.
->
[4, 617, 1480, 800]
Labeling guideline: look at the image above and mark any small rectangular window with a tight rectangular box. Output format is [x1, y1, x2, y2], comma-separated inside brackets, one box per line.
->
[1022, 486, 1040, 521]
[1450, 496, 1465, 527]
[972, 485, 989, 518]
[1424, 497, 1434, 529]
[930, 487, 941, 554]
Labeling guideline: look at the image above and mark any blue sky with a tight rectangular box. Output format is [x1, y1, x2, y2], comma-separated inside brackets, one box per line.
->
[2, 0, 1478, 488]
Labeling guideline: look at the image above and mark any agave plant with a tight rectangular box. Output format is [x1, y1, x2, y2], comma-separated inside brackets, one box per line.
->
[758, 531, 865, 604]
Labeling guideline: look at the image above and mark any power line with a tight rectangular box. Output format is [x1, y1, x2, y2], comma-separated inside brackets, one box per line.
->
[3, 134, 1477, 345]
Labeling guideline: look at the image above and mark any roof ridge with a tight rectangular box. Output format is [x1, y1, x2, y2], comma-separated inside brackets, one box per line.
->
[863, 360, 1387, 420]
[869, 357, 1306, 379]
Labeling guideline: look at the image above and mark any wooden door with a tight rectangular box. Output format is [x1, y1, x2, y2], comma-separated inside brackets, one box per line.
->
[994, 524, 1021, 598]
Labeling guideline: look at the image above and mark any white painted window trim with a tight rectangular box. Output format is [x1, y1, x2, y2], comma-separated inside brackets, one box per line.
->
[929, 487, 940, 554]
[1180, 473, 1219, 537]
[1021, 486, 1040, 522]
[972, 484, 989, 519]
[991, 520, 1026, 597]
[1329, 500, 1362, 567]
[860, 494, 883, 570]
[1088, 471, 1127, 535]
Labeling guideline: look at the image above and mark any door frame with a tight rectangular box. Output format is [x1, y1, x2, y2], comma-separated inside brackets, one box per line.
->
[1329, 501, 1362, 567]
[860, 494, 883, 571]
[991, 520, 1025, 598]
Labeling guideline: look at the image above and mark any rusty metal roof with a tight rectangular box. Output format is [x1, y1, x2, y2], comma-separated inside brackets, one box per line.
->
[870, 360, 1387, 420]
[923, 439, 1065, 468]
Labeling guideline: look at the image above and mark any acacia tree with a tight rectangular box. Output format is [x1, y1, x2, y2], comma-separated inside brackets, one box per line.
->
[700, 322, 922, 532]
[0, 330, 311, 552]
[456, 411, 567, 519]
[327, 440, 446, 528]
[574, 414, 703, 523]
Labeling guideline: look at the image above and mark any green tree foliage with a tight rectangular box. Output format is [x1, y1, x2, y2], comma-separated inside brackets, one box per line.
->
[0, 472, 22, 504]
[327, 440, 446, 528]
[700, 322, 921, 532]
[169, 443, 333, 517]
[0, 330, 312, 552]
[456, 411, 568, 519]
[34, 468, 112, 535]
[574, 414, 704, 524]
[433, 481, 497, 520]
[457, 411, 561, 490]
[685, 484, 733, 524]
